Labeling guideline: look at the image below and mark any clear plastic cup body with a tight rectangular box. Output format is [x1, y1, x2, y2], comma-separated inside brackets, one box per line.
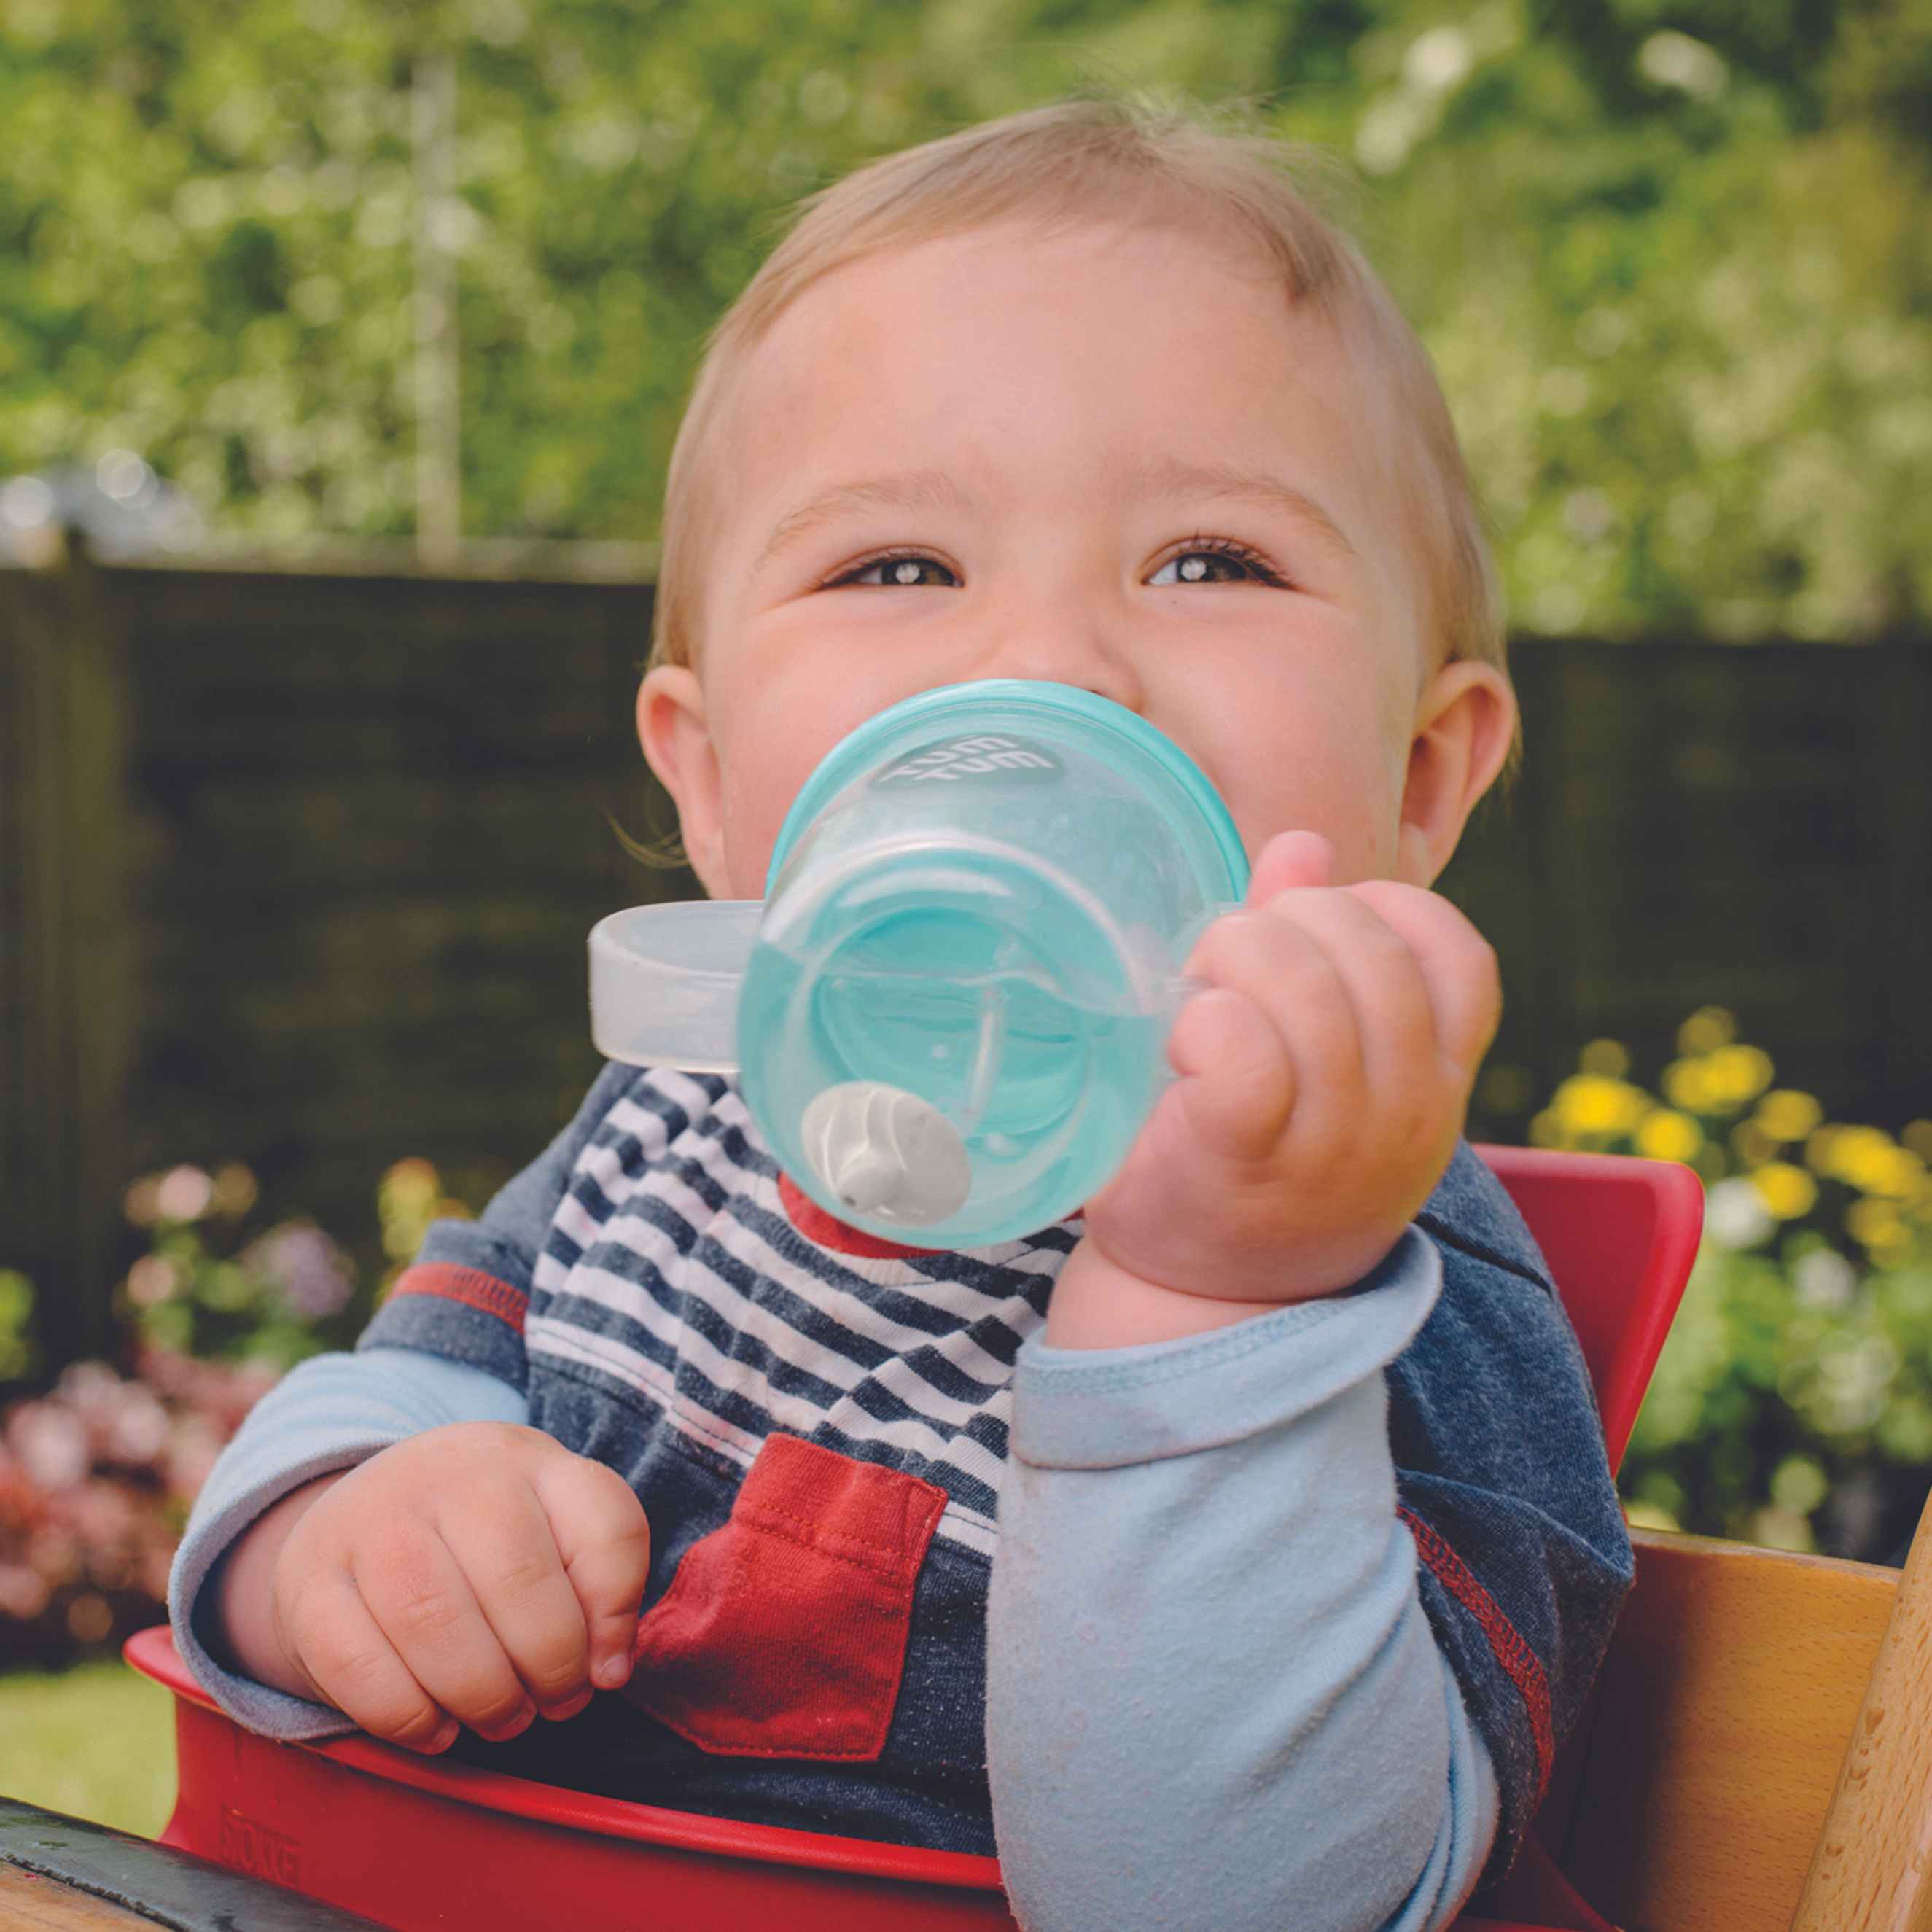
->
[739, 682, 1247, 1247]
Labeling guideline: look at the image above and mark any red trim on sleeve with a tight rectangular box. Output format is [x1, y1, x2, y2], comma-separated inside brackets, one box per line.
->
[630, 1433, 948, 1761]
[386, 1262, 527, 1334]
[1400, 1505, 1555, 1796]
[777, 1171, 945, 1262]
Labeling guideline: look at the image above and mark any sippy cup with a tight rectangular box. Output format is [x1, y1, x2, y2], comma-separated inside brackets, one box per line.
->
[589, 680, 1249, 1248]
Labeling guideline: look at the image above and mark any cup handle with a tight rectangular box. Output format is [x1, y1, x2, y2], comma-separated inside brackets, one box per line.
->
[589, 899, 763, 1072]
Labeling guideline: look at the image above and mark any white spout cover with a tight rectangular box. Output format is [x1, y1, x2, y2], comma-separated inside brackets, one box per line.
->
[798, 1082, 973, 1227]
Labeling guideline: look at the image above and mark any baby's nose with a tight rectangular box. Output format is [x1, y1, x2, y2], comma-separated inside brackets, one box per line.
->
[973, 620, 1142, 713]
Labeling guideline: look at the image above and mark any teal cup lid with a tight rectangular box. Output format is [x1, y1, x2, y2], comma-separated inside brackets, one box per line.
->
[766, 679, 1250, 902]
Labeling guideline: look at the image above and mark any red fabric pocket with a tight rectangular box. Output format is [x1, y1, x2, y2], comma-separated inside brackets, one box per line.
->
[627, 1433, 948, 1762]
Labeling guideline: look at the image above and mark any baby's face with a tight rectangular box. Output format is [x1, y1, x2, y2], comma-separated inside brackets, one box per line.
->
[642, 220, 1495, 898]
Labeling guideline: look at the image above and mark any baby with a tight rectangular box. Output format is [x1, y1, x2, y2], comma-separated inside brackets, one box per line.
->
[171, 102, 1631, 1932]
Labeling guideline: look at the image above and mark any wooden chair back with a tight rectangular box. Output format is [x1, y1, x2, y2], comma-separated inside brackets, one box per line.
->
[1543, 1528, 1900, 1932]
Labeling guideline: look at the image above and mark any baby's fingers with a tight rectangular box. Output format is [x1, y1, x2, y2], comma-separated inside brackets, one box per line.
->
[1246, 829, 1335, 903]
[533, 1452, 652, 1693]
[1345, 881, 1500, 1073]
[1166, 983, 1296, 1161]
[353, 1527, 538, 1742]
[432, 1477, 602, 1721]
[282, 1569, 459, 1754]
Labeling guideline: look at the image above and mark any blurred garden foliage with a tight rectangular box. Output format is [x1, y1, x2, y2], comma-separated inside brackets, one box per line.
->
[110, 1151, 470, 1366]
[0, 1156, 470, 1666]
[1534, 1008, 1932, 1559]
[1, 0, 1927, 637]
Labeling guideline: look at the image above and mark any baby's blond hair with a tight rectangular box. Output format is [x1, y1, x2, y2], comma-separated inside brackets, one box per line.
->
[649, 99, 1503, 679]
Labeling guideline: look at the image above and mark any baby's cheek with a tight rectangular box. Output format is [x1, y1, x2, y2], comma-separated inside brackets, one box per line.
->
[713, 695, 880, 894]
[718, 770, 798, 897]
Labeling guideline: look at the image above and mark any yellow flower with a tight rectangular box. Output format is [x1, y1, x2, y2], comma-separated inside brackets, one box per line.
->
[1806, 1124, 1845, 1174]
[1678, 1006, 1736, 1055]
[1756, 1089, 1823, 1144]
[381, 1158, 440, 1217]
[1552, 1074, 1651, 1137]
[1705, 1045, 1775, 1108]
[1871, 1148, 1928, 1198]
[1847, 1196, 1909, 1254]
[1578, 1039, 1630, 1078]
[1823, 1127, 1924, 1198]
[377, 1157, 470, 1266]
[1749, 1161, 1818, 1220]
[1664, 1049, 1770, 1113]
[1663, 1058, 1715, 1112]
[1636, 1109, 1702, 1162]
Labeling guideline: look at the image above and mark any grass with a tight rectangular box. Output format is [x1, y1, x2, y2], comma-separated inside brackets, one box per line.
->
[0, 1656, 177, 1837]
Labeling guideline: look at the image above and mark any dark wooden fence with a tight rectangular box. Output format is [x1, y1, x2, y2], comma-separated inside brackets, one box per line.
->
[1445, 640, 1932, 1140]
[4, 546, 1928, 1367]
[1, 550, 681, 1366]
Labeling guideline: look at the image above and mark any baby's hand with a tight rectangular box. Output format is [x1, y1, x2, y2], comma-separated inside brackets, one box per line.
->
[1050, 830, 1499, 1347]
[218, 1422, 650, 1753]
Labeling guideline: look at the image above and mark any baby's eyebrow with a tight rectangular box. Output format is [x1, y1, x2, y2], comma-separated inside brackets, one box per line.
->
[1132, 458, 1358, 559]
[754, 471, 973, 576]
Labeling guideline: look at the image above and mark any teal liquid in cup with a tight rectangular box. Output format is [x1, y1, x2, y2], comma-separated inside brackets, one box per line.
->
[590, 680, 1249, 1248]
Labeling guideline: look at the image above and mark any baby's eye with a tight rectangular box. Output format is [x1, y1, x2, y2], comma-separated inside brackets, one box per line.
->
[833, 553, 961, 588]
[1148, 544, 1282, 587]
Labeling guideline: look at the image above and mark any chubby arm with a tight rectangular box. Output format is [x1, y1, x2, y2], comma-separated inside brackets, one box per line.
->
[172, 1345, 650, 1751]
[988, 1237, 1497, 1932]
[170, 1346, 530, 1737]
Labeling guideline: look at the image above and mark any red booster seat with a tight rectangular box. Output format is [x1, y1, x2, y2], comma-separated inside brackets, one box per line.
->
[127, 1145, 1703, 1932]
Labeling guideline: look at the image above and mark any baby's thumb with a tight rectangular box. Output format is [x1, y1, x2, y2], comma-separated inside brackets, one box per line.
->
[1247, 829, 1335, 904]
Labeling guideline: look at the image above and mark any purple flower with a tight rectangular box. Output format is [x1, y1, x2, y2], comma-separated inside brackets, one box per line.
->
[245, 1223, 354, 1320]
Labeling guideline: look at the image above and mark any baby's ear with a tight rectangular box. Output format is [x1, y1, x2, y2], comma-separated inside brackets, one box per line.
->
[1394, 661, 1517, 887]
[637, 666, 731, 898]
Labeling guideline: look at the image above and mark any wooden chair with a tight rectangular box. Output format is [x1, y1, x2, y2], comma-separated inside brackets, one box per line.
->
[1470, 1529, 1905, 1932]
